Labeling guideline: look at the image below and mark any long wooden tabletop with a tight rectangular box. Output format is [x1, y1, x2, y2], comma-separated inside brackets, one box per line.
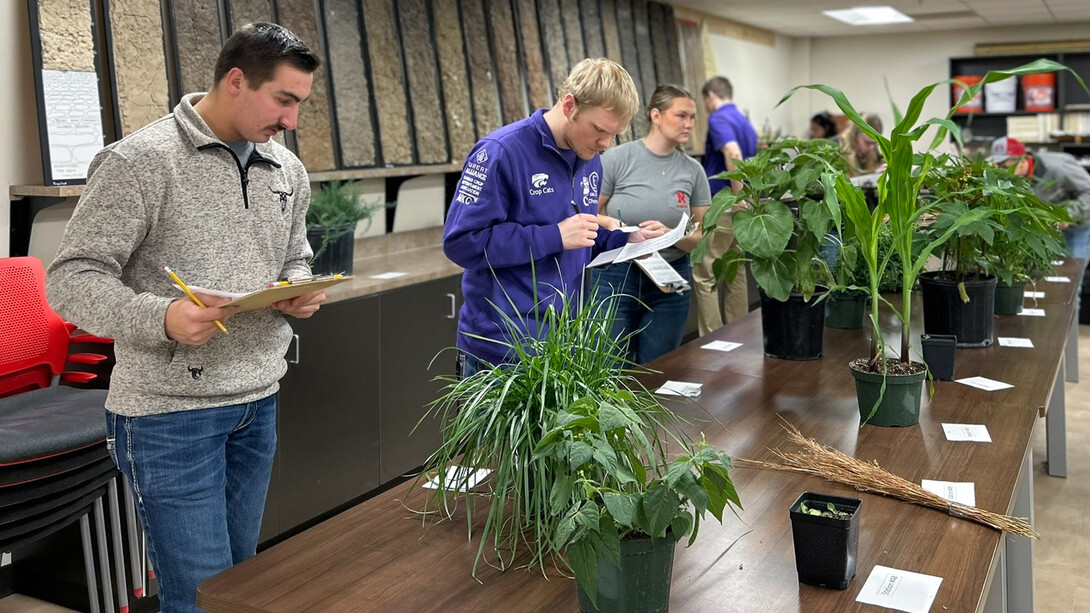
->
[198, 263, 1080, 613]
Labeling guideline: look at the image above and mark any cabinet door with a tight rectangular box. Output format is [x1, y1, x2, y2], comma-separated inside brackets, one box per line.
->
[379, 276, 461, 484]
[278, 296, 382, 533]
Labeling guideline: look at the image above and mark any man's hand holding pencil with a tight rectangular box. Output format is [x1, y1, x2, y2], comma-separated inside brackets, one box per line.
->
[164, 294, 239, 346]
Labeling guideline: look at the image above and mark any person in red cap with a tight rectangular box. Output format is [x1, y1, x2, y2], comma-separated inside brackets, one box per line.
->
[988, 136, 1090, 270]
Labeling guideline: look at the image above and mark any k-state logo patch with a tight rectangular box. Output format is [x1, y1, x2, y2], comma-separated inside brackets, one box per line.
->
[531, 173, 549, 188]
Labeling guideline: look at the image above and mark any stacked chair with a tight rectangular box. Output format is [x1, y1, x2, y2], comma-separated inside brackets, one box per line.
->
[0, 257, 135, 613]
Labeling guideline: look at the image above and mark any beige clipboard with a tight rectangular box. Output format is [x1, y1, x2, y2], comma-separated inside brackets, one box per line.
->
[220, 275, 353, 312]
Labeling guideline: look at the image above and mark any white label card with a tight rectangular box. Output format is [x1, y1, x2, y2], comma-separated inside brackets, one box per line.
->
[856, 565, 943, 613]
[1052, 260, 1065, 266]
[956, 376, 1014, 391]
[921, 480, 976, 507]
[422, 466, 491, 491]
[702, 340, 742, 352]
[1024, 291, 1045, 299]
[998, 337, 1034, 348]
[655, 380, 703, 397]
[370, 271, 408, 280]
[1019, 308, 1046, 317]
[1044, 276, 1071, 283]
[941, 423, 992, 443]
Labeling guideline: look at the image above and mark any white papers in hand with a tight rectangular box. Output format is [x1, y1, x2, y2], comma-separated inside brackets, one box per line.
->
[587, 214, 689, 268]
[856, 565, 943, 613]
[634, 251, 690, 292]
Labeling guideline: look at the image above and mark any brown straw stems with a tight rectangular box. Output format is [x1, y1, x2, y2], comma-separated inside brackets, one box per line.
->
[735, 421, 1036, 538]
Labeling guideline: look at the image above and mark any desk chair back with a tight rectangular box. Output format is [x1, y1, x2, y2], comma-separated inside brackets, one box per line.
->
[0, 257, 69, 397]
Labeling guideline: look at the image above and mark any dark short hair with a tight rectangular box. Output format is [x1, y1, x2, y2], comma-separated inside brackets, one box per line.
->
[213, 23, 320, 88]
[811, 112, 836, 137]
[701, 76, 733, 100]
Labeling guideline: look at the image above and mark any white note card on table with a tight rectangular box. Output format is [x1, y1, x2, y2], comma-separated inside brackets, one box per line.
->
[856, 565, 943, 613]
[1044, 276, 1071, 283]
[1020, 308, 1046, 317]
[1052, 260, 1065, 266]
[422, 466, 491, 491]
[371, 271, 408, 280]
[956, 376, 1014, 391]
[702, 340, 742, 352]
[941, 423, 992, 443]
[921, 480, 976, 507]
[998, 337, 1034, 348]
[656, 381, 702, 397]
[1024, 291, 1045, 299]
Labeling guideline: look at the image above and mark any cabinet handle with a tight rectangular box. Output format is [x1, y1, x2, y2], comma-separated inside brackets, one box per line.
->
[289, 334, 300, 364]
[445, 293, 456, 319]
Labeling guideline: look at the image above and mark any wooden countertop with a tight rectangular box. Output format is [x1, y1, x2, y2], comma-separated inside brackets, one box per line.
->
[198, 280, 1074, 612]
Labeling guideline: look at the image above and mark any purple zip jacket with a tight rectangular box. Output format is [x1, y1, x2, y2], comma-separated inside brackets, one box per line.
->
[443, 109, 628, 365]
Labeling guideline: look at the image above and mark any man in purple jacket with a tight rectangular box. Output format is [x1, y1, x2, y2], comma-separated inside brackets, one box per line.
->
[444, 58, 664, 376]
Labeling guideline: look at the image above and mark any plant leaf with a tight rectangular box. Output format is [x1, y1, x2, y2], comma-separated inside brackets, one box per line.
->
[734, 200, 794, 259]
[751, 252, 796, 302]
[641, 483, 681, 538]
[567, 539, 598, 607]
[603, 492, 641, 528]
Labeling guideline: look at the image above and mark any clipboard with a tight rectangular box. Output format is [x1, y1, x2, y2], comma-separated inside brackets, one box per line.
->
[181, 275, 353, 312]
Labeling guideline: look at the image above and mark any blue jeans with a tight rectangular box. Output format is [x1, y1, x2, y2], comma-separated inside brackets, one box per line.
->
[106, 395, 277, 613]
[456, 351, 486, 379]
[591, 257, 693, 364]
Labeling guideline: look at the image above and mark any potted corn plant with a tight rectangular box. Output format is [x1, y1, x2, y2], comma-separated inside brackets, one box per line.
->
[780, 58, 1083, 425]
[695, 137, 848, 359]
[415, 287, 741, 613]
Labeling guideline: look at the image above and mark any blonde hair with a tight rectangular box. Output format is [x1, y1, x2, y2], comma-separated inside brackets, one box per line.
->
[557, 58, 640, 125]
[840, 113, 883, 177]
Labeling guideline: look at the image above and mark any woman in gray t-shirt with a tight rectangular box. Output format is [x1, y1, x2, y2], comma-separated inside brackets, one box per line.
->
[592, 85, 711, 364]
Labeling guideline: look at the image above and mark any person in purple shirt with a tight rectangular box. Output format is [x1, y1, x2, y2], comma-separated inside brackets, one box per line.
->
[694, 76, 758, 335]
[443, 59, 665, 377]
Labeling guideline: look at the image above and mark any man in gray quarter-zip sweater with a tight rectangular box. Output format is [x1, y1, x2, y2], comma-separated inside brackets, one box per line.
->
[46, 23, 325, 613]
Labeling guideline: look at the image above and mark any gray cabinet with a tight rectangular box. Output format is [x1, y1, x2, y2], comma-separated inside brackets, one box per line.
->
[379, 276, 461, 483]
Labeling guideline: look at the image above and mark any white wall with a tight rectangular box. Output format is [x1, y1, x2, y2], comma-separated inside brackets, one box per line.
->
[1, 1, 45, 258]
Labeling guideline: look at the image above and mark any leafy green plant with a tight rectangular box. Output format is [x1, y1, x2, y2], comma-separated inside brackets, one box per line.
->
[781, 59, 1085, 376]
[694, 137, 849, 302]
[799, 501, 851, 519]
[414, 285, 741, 606]
[305, 180, 377, 263]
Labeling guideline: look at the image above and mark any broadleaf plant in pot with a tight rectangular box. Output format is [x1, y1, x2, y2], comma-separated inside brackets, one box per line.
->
[414, 286, 742, 613]
[305, 180, 377, 275]
[695, 137, 848, 359]
[779, 58, 1084, 425]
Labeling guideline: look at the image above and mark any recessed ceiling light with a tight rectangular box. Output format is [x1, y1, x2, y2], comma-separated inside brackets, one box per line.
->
[823, 6, 915, 26]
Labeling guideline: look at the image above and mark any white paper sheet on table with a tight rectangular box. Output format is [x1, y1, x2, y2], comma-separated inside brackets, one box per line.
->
[956, 376, 1014, 391]
[998, 337, 1034, 348]
[1044, 276, 1071, 283]
[941, 423, 992, 443]
[655, 380, 702, 397]
[422, 466, 492, 491]
[856, 565, 943, 613]
[371, 271, 408, 280]
[1019, 308, 1046, 317]
[702, 340, 742, 352]
[921, 479, 976, 507]
[1052, 260, 1065, 266]
[1024, 291, 1045, 299]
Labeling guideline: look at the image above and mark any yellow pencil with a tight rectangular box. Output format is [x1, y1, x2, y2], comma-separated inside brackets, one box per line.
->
[161, 265, 228, 334]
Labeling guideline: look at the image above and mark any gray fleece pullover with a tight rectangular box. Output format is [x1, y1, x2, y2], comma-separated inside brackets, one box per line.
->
[46, 93, 313, 417]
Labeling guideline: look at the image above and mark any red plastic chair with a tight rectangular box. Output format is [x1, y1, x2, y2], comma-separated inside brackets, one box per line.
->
[0, 258, 71, 397]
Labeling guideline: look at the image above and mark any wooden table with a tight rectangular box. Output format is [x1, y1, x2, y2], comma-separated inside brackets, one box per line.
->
[198, 288, 1073, 612]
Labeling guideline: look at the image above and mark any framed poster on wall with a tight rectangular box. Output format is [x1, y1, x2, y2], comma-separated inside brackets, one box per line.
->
[26, 0, 108, 186]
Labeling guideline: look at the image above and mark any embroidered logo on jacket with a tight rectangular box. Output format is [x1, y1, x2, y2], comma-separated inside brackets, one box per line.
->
[531, 173, 549, 188]
[581, 172, 600, 207]
[270, 186, 294, 212]
[188, 366, 204, 380]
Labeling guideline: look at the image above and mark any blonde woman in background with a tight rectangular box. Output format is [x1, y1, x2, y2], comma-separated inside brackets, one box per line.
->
[840, 113, 884, 177]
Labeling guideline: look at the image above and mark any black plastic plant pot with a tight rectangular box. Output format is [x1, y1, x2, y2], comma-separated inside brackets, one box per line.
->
[576, 532, 677, 613]
[994, 280, 1026, 315]
[921, 334, 957, 381]
[759, 287, 828, 360]
[824, 292, 865, 330]
[306, 222, 356, 276]
[850, 364, 926, 427]
[789, 491, 862, 590]
[918, 271, 997, 347]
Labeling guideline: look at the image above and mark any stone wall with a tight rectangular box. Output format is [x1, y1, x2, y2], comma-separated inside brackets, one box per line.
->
[325, 0, 376, 167]
[460, 0, 500, 139]
[399, 0, 449, 163]
[515, 0, 550, 109]
[487, 0, 526, 125]
[37, 0, 95, 72]
[580, 0, 605, 60]
[107, 0, 170, 136]
[633, 0, 657, 97]
[363, 0, 413, 164]
[171, 0, 221, 95]
[432, 0, 476, 162]
[228, 0, 273, 31]
[561, 3, 585, 69]
[537, 0, 569, 98]
[278, 0, 336, 170]
[599, 0, 623, 64]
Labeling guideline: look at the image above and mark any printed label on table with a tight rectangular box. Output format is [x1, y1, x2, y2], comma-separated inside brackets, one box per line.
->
[655, 380, 703, 397]
[370, 271, 408, 280]
[423, 466, 491, 491]
[921, 480, 976, 507]
[998, 337, 1034, 348]
[702, 340, 742, 352]
[856, 565, 943, 613]
[1019, 308, 1046, 317]
[1052, 260, 1065, 266]
[1024, 291, 1045, 299]
[941, 423, 992, 443]
[956, 376, 1014, 391]
[1044, 276, 1071, 283]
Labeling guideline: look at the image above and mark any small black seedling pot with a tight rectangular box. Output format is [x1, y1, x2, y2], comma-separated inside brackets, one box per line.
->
[921, 334, 957, 381]
[789, 491, 862, 590]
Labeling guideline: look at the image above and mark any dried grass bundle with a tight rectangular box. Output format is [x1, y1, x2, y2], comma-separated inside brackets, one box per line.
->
[735, 422, 1036, 538]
